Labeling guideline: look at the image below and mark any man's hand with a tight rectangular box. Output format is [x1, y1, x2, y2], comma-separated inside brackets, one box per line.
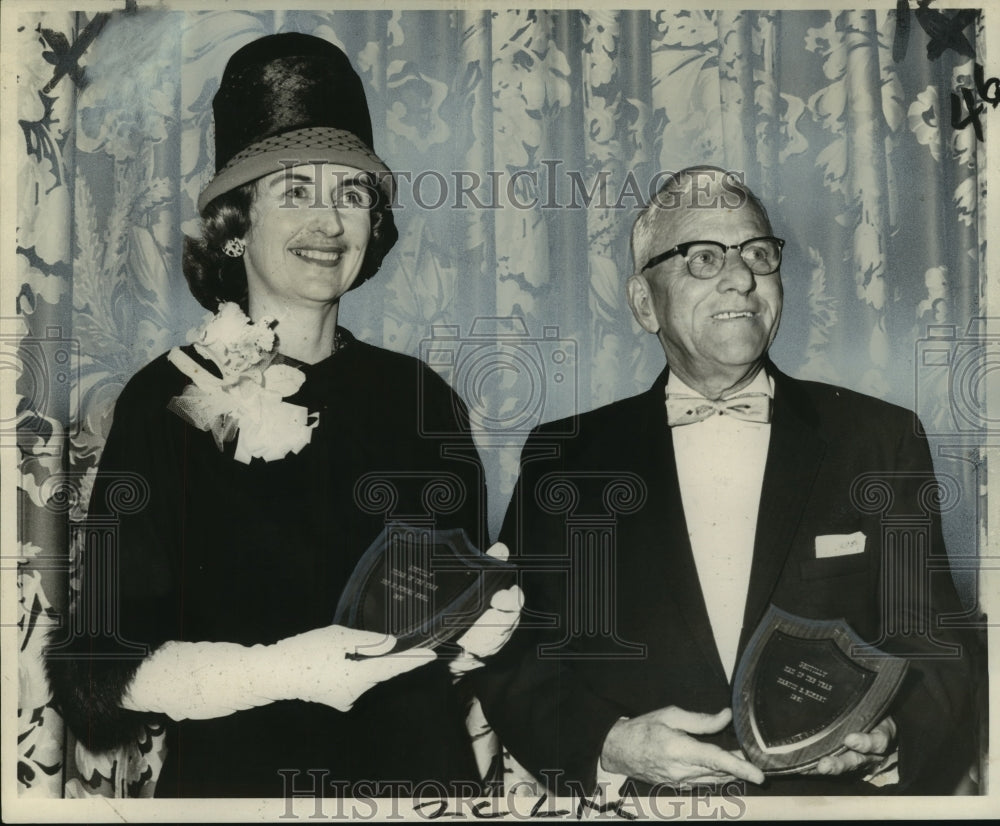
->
[450, 542, 523, 677]
[810, 716, 897, 776]
[270, 625, 436, 712]
[600, 706, 766, 788]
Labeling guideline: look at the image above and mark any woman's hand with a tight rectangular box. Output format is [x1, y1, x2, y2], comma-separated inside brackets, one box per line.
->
[449, 542, 523, 677]
[270, 626, 436, 711]
[122, 630, 435, 720]
[122, 543, 520, 721]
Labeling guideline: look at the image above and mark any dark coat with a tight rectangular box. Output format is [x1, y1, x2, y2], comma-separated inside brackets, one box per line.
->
[46, 332, 488, 797]
[476, 362, 977, 796]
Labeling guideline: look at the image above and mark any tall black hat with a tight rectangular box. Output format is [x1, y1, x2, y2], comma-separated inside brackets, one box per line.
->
[197, 32, 393, 213]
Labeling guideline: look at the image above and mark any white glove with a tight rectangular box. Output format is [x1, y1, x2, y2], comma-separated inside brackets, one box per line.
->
[267, 625, 435, 710]
[122, 626, 435, 720]
[450, 542, 523, 677]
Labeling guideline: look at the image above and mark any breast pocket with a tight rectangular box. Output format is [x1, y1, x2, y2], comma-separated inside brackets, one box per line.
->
[799, 551, 872, 580]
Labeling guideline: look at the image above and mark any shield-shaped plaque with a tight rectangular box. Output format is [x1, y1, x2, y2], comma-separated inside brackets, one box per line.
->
[732, 605, 908, 774]
[333, 523, 515, 652]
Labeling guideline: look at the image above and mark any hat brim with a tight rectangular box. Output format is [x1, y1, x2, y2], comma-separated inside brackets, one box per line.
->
[197, 126, 394, 213]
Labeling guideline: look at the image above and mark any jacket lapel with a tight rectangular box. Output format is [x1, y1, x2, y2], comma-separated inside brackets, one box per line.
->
[636, 368, 730, 686]
[737, 364, 827, 659]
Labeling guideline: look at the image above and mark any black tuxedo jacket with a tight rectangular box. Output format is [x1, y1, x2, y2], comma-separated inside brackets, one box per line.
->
[476, 363, 977, 796]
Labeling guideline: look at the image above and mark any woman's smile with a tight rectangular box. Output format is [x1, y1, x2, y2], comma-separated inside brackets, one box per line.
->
[291, 246, 347, 266]
[243, 163, 373, 308]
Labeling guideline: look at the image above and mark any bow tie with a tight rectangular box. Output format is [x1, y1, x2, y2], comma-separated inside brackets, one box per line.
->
[665, 391, 772, 427]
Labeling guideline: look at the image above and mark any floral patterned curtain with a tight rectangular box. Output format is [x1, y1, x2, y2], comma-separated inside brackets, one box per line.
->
[14, 6, 984, 798]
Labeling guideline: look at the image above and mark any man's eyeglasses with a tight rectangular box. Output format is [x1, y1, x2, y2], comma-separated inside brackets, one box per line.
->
[642, 236, 785, 279]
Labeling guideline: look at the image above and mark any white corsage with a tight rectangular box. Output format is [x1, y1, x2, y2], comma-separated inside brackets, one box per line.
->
[166, 302, 317, 463]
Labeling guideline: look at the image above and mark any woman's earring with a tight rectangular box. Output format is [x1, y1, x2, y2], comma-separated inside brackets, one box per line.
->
[222, 238, 246, 258]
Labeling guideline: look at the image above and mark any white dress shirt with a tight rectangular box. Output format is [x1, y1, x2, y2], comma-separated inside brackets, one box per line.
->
[595, 371, 775, 794]
[667, 370, 773, 680]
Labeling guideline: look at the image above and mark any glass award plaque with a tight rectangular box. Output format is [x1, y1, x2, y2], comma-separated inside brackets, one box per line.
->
[732, 605, 908, 774]
[333, 523, 515, 652]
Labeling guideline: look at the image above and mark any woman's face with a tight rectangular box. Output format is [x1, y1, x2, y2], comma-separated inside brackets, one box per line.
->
[243, 163, 373, 310]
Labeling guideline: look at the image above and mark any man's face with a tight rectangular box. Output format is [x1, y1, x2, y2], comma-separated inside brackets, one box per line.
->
[635, 199, 782, 390]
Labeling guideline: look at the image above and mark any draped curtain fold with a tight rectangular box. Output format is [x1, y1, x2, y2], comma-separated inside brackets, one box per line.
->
[13, 6, 983, 797]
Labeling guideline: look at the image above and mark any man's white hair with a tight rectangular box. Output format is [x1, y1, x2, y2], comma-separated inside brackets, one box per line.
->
[630, 166, 770, 274]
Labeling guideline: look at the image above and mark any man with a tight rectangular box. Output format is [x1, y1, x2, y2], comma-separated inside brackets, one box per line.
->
[476, 167, 976, 796]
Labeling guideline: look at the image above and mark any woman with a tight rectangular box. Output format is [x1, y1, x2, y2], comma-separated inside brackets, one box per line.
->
[46, 32, 517, 798]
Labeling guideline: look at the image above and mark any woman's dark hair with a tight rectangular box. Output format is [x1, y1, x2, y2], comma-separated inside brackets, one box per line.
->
[182, 172, 399, 311]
